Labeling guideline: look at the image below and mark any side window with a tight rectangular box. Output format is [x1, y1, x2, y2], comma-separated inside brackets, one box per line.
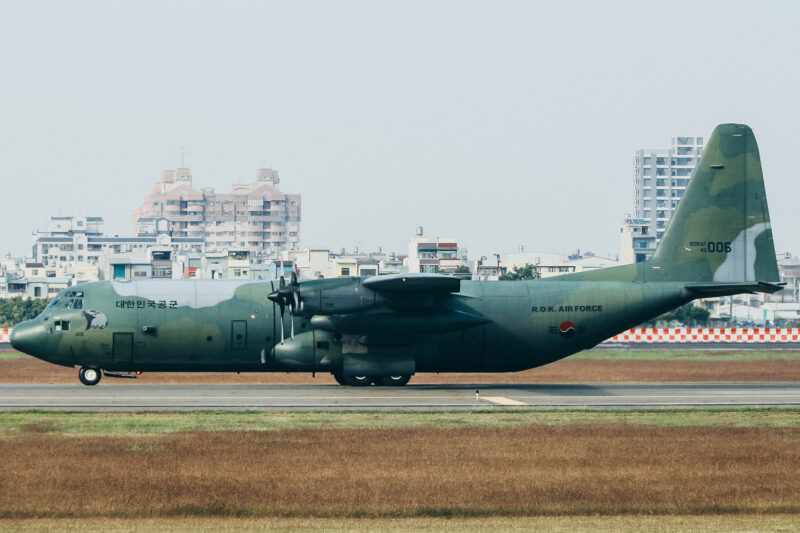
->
[54, 320, 70, 332]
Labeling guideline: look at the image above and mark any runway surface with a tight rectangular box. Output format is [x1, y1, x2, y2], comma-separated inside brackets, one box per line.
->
[0, 383, 799, 411]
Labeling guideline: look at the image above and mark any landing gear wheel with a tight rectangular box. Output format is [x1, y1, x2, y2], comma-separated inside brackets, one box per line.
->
[346, 375, 373, 387]
[332, 372, 348, 386]
[78, 367, 102, 386]
[379, 375, 412, 386]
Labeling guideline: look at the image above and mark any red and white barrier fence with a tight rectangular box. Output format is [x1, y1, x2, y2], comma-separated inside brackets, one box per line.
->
[0, 326, 11, 344]
[605, 327, 800, 344]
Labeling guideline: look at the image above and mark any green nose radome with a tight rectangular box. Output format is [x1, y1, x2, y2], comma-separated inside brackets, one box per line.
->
[10, 320, 44, 356]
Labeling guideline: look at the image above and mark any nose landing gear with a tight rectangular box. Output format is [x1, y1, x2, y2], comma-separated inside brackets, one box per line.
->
[78, 366, 102, 386]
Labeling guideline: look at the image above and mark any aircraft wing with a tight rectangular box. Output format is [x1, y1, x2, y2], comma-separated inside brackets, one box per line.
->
[291, 273, 481, 336]
[362, 273, 461, 294]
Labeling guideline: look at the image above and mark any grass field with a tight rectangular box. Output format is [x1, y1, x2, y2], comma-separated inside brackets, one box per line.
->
[1, 408, 800, 436]
[1, 410, 799, 521]
[2, 348, 800, 383]
[576, 348, 800, 361]
[2, 515, 799, 532]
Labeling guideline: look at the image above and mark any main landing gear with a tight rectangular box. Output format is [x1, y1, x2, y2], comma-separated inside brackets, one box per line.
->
[78, 366, 102, 386]
[332, 373, 412, 387]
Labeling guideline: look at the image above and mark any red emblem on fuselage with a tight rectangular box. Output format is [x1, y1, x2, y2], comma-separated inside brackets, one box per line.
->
[559, 320, 576, 336]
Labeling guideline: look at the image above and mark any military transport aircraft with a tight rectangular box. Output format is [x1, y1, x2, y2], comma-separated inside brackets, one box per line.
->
[11, 124, 783, 386]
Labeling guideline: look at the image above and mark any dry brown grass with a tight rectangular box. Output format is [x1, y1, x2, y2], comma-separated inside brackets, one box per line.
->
[2, 514, 800, 532]
[3, 354, 800, 384]
[1, 424, 799, 519]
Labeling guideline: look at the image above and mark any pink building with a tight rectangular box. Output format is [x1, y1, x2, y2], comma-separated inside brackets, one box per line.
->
[135, 167, 301, 259]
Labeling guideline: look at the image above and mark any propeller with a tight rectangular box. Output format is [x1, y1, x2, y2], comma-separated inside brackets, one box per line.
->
[268, 272, 301, 343]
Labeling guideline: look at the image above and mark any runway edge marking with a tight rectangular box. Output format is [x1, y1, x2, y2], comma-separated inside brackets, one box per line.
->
[482, 396, 528, 406]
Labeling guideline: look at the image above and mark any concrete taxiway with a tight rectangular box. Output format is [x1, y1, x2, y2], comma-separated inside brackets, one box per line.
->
[0, 383, 798, 411]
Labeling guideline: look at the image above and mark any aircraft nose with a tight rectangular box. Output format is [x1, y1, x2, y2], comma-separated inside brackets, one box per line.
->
[10, 320, 44, 356]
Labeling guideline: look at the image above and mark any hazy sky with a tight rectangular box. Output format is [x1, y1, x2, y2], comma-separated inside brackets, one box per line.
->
[1, 1, 799, 259]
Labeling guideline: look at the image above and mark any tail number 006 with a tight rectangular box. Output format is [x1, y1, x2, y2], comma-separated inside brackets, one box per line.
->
[706, 241, 732, 253]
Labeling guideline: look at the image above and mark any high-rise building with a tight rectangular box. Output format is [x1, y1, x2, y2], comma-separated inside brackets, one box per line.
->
[628, 135, 703, 262]
[135, 167, 302, 259]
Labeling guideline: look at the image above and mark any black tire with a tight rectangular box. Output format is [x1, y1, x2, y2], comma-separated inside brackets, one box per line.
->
[378, 375, 412, 386]
[78, 367, 102, 386]
[346, 375, 373, 387]
[332, 372, 348, 386]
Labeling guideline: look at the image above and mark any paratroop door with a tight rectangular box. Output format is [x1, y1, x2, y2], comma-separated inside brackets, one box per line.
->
[231, 320, 247, 350]
[112, 332, 133, 365]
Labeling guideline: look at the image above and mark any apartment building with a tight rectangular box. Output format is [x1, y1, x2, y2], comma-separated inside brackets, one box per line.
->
[135, 167, 301, 258]
[0, 260, 71, 299]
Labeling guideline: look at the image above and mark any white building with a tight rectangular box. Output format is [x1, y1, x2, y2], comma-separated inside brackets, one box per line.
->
[407, 229, 469, 278]
[629, 135, 703, 262]
[500, 250, 618, 279]
[289, 248, 407, 280]
[292, 249, 334, 280]
[698, 253, 800, 325]
[31, 216, 206, 285]
[618, 215, 657, 265]
[0, 260, 71, 299]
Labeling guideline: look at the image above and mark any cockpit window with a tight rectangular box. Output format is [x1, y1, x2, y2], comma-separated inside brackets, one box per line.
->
[65, 299, 83, 310]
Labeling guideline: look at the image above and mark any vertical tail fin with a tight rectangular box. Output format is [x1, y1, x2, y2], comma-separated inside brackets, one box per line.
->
[652, 123, 779, 283]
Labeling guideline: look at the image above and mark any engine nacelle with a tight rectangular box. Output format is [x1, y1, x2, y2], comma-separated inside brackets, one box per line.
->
[297, 278, 385, 316]
[268, 331, 335, 372]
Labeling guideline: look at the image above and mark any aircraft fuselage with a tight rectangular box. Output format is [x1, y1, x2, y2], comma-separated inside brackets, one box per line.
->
[11, 277, 690, 375]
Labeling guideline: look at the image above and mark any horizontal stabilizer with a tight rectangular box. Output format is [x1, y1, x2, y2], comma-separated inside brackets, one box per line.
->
[685, 281, 785, 297]
[363, 273, 461, 293]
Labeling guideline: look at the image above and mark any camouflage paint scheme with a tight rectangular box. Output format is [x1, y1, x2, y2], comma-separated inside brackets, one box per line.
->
[10, 124, 782, 384]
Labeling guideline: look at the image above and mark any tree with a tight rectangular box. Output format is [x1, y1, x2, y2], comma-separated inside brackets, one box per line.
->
[500, 264, 539, 281]
[0, 298, 49, 326]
